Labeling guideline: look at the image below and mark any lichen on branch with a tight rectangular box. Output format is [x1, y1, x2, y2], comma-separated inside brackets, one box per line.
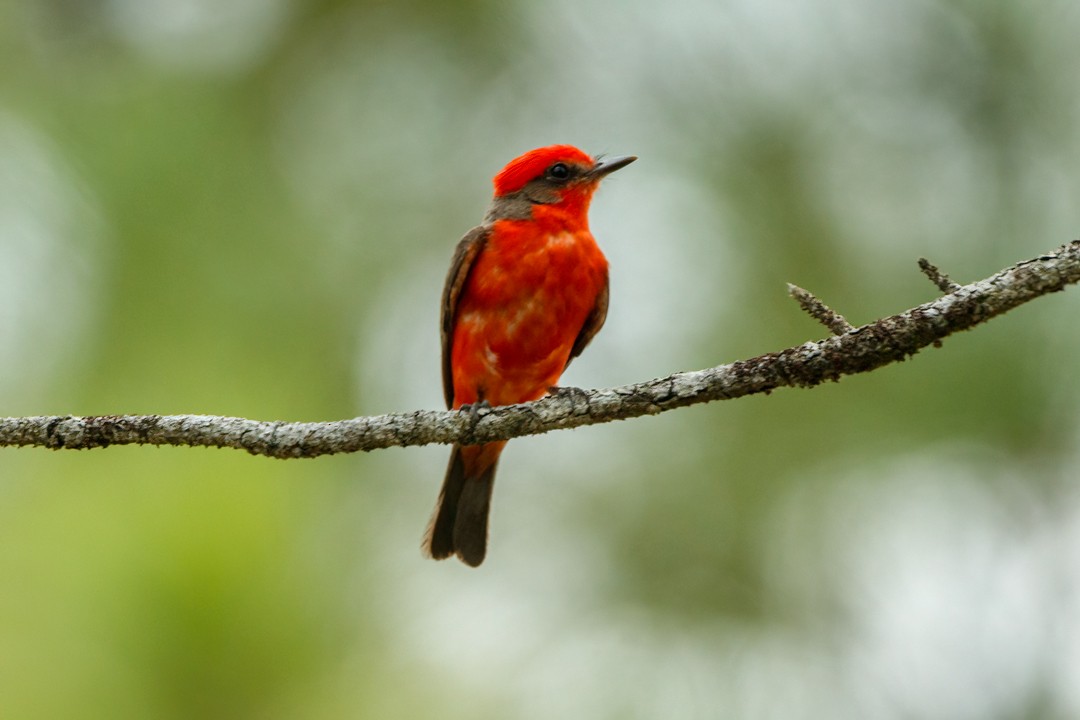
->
[1, 240, 1078, 458]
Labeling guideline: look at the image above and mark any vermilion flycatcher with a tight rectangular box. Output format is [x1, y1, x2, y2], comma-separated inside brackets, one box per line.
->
[422, 145, 636, 566]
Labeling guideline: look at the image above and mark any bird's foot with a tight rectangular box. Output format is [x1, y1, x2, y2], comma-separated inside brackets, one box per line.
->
[457, 399, 492, 436]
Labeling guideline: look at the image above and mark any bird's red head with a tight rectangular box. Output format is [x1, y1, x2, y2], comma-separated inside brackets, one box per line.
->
[490, 145, 636, 208]
[493, 145, 595, 197]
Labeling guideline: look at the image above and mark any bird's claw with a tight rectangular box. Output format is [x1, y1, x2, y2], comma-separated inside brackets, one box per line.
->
[457, 399, 492, 436]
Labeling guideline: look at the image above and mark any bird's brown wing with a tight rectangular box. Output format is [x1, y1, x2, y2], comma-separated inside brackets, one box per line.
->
[565, 270, 609, 370]
[441, 225, 489, 409]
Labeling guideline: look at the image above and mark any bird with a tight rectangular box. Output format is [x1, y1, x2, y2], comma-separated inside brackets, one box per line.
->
[422, 144, 636, 566]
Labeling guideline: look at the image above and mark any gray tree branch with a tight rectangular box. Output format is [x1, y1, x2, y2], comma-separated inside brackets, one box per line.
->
[1, 240, 1078, 459]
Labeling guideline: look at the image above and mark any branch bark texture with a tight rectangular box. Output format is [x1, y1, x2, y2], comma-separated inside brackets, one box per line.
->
[2, 241, 1078, 459]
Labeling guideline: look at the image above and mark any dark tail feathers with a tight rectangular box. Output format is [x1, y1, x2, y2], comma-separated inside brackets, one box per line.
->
[422, 443, 498, 567]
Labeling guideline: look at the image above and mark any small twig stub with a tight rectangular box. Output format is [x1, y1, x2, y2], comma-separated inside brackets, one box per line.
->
[787, 283, 855, 335]
[918, 258, 962, 293]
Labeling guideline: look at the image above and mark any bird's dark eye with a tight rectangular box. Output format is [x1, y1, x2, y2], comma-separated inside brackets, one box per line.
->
[547, 162, 571, 181]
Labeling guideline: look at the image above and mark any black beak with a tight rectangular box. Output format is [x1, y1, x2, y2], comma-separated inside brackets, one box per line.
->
[590, 155, 637, 178]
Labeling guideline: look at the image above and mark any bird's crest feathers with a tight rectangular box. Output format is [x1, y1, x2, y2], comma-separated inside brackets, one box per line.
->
[492, 145, 594, 197]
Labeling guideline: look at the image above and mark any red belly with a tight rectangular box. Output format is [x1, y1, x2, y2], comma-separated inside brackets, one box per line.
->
[450, 226, 607, 408]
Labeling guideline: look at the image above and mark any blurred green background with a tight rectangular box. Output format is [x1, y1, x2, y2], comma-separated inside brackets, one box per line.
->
[2, 0, 1079, 717]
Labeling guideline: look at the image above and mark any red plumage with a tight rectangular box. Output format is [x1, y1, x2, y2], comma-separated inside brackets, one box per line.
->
[422, 145, 635, 566]
[492, 145, 594, 197]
